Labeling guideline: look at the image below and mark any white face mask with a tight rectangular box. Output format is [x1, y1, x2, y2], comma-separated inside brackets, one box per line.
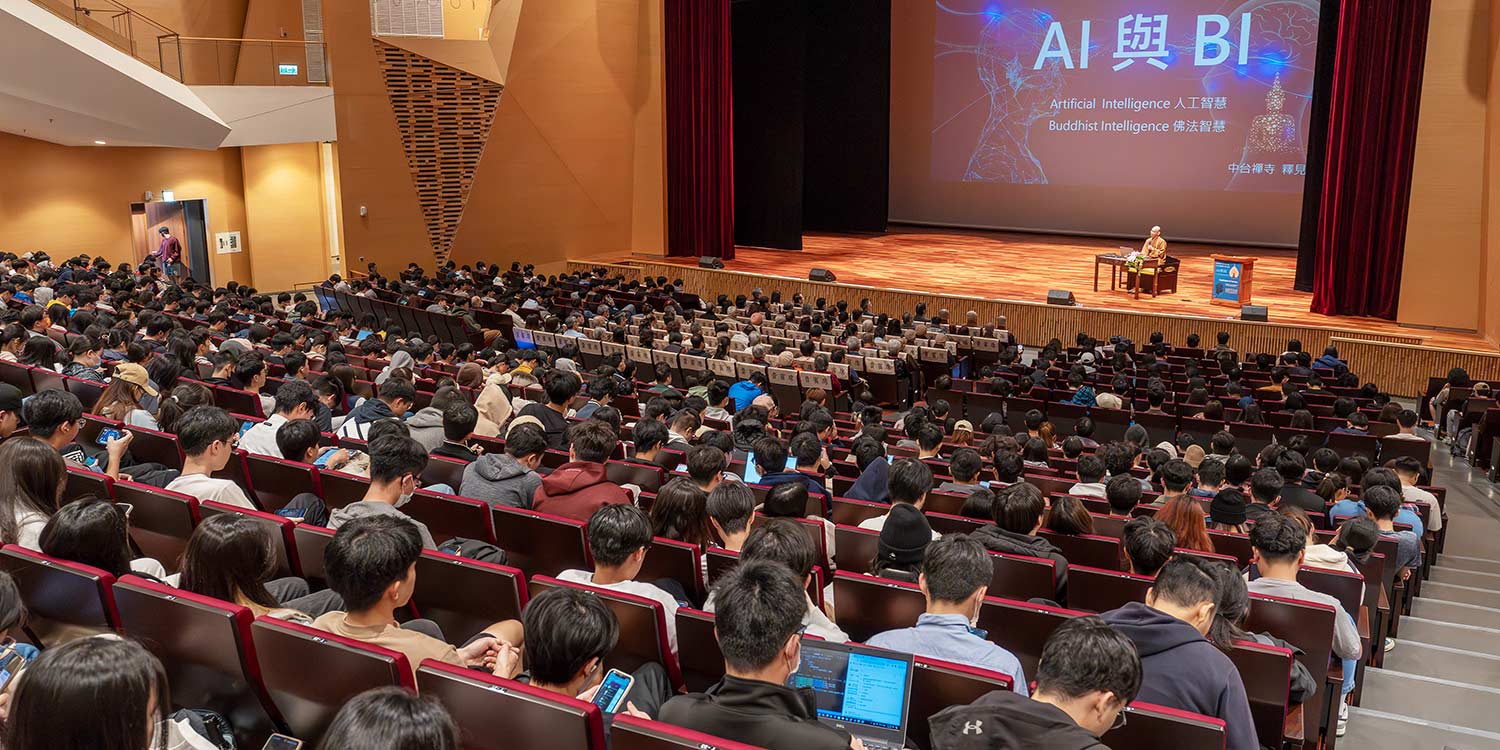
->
[396, 491, 414, 508]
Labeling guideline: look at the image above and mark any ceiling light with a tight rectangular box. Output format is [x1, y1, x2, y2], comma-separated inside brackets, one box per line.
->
[93, 140, 106, 145]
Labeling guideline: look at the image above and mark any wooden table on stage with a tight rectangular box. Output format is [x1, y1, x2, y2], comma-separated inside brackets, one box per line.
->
[1093, 254, 1162, 299]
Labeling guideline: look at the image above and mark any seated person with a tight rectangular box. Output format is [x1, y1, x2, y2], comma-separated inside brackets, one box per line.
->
[429, 400, 482, 463]
[857, 458, 940, 540]
[518, 370, 580, 450]
[936, 448, 985, 495]
[1101, 557, 1257, 750]
[706, 518, 848, 642]
[661, 559, 860, 750]
[1103, 474, 1142, 518]
[338, 377, 415, 440]
[532, 420, 633, 521]
[1365, 485, 1422, 579]
[625, 419, 670, 469]
[1068, 454, 1108, 498]
[1247, 513, 1362, 731]
[313, 514, 522, 681]
[460, 423, 546, 509]
[929, 616, 1141, 749]
[239, 380, 318, 458]
[275, 418, 363, 475]
[23, 390, 134, 482]
[869, 504, 933, 582]
[686, 445, 728, 493]
[760, 481, 835, 558]
[1122, 517, 1175, 577]
[755, 435, 831, 516]
[329, 435, 438, 549]
[180, 512, 343, 621]
[706, 481, 756, 552]
[164, 406, 258, 511]
[1327, 468, 1424, 535]
[868, 534, 1026, 692]
[558, 504, 681, 654]
[971, 482, 1069, 603]
[507, 586, 670, 719]
[1388, 456, 1441, 532]
[844, 435, 891, 503]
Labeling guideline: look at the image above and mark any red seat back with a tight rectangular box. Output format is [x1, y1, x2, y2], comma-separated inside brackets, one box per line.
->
[1038, 531, 1120, 570]
[909, 656, 1014, 750]
[1068, 565, 1153, 614]
[976, 596, 1083, 678]
[291, 524, 335, 588]
[610, 715, 760, 750]
[1103, 702, 1226, 750]
[410, 550, 528, 644]
[112, 575, 280, 748]
[403, 490, 494, 546]
[637, 537, 704, 600]
[64, 465, 114, 503]
[122, 425, 184, 469]
[830, 571, 928, 644]
[416, 661, 607, 750]
[197, 501, 298, 578]
[1229, 639, 1295, 746]
[490, 506, 589, 578]
[674, 608, 723, 692]
[0, 545, 118, 646]
[1245, 593, 1336, 746]
[316, 470, 370, 510]
[421, 455, 469, 491]
[606, 461, 667, 494]
[251, 618, 412, 744]
[113, 480, 196, 575]
[244, 454, 321, 514]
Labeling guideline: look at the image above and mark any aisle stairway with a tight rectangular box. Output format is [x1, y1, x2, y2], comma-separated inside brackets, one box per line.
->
[1343, 439, 1500, 749]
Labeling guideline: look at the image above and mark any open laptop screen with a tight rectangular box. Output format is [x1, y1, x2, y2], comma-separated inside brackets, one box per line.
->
[792, 639, 913, 742]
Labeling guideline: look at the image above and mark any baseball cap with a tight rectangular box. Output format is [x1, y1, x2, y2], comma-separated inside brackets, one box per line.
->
[111, 362, 159, 398]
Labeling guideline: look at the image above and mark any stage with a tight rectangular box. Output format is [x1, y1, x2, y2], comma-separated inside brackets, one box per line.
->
[585, 227, 1500, 396]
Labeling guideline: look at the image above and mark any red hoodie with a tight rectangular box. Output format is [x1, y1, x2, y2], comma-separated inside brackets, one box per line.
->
[531, 461, 632, 521]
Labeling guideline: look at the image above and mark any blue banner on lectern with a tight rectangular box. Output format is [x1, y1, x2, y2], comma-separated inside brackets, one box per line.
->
[1212, 260, 1241, 302]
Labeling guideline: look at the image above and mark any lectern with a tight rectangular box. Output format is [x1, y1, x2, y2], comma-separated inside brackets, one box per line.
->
[1210, 255, 1256, 306]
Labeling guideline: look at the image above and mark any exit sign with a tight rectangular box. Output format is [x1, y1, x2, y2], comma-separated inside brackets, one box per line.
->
[278, 64, 299, 76]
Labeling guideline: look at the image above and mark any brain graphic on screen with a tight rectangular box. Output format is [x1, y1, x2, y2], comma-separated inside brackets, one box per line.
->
[1216, 0, 1319, 189]
[963, 10, 1067, 185]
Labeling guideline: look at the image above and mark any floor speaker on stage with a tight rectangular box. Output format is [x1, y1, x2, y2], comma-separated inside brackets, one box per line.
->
[1047, 289, 1076, 306]
[1241, 304, 1268, 322]
[698, 256, 724, 269]
[810, 268, 837, 282]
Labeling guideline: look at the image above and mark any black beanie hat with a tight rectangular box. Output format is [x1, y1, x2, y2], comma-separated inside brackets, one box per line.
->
[879, 503, 933, 567]
[1210, 488, 1248, 526]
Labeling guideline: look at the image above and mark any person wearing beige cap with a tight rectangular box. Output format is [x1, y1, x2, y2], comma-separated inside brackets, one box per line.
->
[951, 419, 975, 446]
[95, 362, 160, 430]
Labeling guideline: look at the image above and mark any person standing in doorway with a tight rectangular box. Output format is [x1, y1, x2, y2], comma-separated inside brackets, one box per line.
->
[151, 226, 183, 280]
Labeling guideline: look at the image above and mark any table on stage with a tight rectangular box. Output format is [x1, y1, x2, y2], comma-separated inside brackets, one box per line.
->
[1093, 254, 1163, 299]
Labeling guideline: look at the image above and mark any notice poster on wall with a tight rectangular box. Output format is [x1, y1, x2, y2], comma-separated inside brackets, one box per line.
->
[215, 231, 243, 254]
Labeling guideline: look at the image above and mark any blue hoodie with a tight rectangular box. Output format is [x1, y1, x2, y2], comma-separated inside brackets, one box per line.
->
[1101, 602, 1257, 750]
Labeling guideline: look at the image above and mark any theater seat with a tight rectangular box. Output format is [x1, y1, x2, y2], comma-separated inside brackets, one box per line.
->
[1246, 593, 1337, 749]
[977, 596, 1084, 678]
[0, 545, 119, 647]
[317, 470, 372, 510]
[610, 715, 761, 750]
[909, 656, 1015, 750]
[830, 571, 928, 644]
[244, 454, 323, 513]
[416, 660, 607, 750]
[291, 524, 335, 589]
[1229, 639, 1296, 746]
[675, 608, 723, 692]
[197, 501, 299, 579]
[1104, 702, 1226, 750]
[123, 424, 185, 470]
[421, 455, 469, 491]
[64, 464, 115, 503]
[402, 489, 495, 546]
[490, 506, 590, 578]
[636, 537, 704, 601]
[409, 549, 527, 644]
[1067, 565, 1153, 614]
[251, 618, 412, 745]
[113, 480, 197, 575]
[606, 460, 667, 494]
[112, 575, 282, 748]
[529, 575, 684, 690]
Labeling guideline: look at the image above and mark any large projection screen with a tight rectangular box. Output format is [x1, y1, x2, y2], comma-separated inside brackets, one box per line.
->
[890, 1, 1321, 247]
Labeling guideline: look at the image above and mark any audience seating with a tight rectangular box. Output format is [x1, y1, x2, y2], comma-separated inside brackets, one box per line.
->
[1229, 638, 1297, 746]
[490, 506, 590, 578]
[416, 660, 607, 750]
[251, 618, 412, 745]
[291, 524, 335, 590]
[1067, 565, 1154, 614]
[831, 571, 929, 644]
[243, 454, 322, 514]
[976, 596, 1085, 678]
[0, 545, 119, 646]
[908, 656, 1015, 750]
[1245, 593, 1338, 750]
[403, 489, 494, 546]
[197, 501, 299, 579]
[674, 608, 723, 693]
[637, 537, 704, 601]
[114, 480, 197, 575]
[113, 575, 281, 748]
[610, 715, 762, 750]
[408, 550, 528, 644]
[1104, 702, 1227, 750]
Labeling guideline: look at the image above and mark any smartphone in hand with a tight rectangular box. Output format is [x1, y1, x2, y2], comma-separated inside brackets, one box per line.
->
[590, 669, 635, 715]
[95, 427, 123, 447]
[261, 734, 303, 750]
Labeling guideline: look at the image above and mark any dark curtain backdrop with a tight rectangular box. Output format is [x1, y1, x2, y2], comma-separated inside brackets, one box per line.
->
[665, 0, 735, 259]
[1310, 0, 1432, 318]
[731, 0, 806, 251]
[1293, 0, 1341, 291]
[802, 0, 891, 233]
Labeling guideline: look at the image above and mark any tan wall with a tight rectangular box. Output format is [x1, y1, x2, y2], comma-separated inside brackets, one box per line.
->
[242, 142, 330, 292]
[1398, 0, 1490, 332]
[0, 132, 253, 285]
[324, 0, 668, 275]
[1485, 3, 1500, 342]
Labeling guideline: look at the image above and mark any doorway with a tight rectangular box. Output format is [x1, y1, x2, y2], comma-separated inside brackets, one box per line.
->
[129, 200, 211, 285]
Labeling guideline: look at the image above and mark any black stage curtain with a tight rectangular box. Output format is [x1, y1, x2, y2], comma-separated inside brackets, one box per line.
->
[802, 0, 891, 234]
[1294, 0, 1343, 292]
[731, 0, 805, 251]
[731, 0, 892, 250]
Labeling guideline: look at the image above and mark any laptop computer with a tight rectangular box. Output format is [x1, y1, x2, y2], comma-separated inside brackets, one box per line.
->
[791, 639, 915, 750]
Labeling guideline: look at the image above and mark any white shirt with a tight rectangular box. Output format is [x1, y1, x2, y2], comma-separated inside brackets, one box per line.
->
[857, 511, 941, 539]
[14, 509, 45, 550]
[1385, 432, 1425, 441]
[240, 414, 289, 458]
[558, 570, 679, 654]
[165, 473, 256, 510]
[1068, 482, 1108, 498]
[1401, 484, 1442, 530]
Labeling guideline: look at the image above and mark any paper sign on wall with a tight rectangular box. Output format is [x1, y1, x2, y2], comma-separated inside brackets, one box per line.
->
[215, 231, 243, 254]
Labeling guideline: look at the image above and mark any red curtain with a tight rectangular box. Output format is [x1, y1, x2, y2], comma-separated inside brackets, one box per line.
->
[1311, 0, 1431, 319]
[665, 0, 735, 260]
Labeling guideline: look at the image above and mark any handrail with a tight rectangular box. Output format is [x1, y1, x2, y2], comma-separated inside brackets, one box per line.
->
[174, 36, 325, 45]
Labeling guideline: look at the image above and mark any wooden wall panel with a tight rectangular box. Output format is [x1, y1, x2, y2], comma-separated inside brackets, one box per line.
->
[373, 40, 503, 265]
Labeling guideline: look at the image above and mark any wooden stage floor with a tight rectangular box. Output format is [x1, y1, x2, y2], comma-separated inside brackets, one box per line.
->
[639, 227, 1489, 351]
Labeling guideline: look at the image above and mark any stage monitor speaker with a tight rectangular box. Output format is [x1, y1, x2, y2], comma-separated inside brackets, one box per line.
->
[698, 256, 724, 269]
[1241, 305, 1268, 322]
[810, 268, 837, 282]
[1047, 289, 1076, 306]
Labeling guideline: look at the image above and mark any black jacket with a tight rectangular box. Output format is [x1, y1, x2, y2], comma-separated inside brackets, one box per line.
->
[1278, 485, 1325, 515]
[929, 689, 1107, 750]
[970, 524, 1069, 604]
[1100, 603, 1257, 750]
[659, 675, 853, 750]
